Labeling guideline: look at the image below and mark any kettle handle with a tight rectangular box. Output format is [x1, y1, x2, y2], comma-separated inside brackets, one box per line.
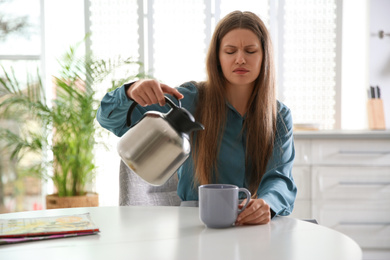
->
[126, 96, 181, 127]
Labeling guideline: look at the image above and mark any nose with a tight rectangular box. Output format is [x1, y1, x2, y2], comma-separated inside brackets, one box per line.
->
[235, 51, 246, 64]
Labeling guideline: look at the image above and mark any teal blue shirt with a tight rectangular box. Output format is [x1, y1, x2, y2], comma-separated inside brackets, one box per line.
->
[97, 82, 297, 216]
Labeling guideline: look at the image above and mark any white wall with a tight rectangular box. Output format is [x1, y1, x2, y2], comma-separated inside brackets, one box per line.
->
[340, 0, 370, 130]
[369, 0, 390, 129]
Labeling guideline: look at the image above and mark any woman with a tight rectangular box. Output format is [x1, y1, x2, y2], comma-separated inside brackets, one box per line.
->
[97, 11, 297, 225]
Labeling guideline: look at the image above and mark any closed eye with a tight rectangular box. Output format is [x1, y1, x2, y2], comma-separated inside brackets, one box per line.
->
[224, 48, 236, 54]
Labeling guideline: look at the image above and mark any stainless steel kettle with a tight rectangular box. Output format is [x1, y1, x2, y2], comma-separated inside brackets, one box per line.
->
[117, 96, 204, 186]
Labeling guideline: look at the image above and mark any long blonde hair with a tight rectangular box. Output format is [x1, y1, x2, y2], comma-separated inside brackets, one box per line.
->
[192, 11, 277, 196]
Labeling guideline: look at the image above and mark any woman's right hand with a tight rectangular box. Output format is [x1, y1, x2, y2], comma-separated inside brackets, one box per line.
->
[126, 79, 184, 107]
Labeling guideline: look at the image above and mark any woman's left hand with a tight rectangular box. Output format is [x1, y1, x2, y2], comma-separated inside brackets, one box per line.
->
[235, 198, 271, 225]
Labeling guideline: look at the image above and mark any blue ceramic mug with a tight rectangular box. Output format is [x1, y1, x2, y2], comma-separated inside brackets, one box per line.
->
[199, 184, 251, 228]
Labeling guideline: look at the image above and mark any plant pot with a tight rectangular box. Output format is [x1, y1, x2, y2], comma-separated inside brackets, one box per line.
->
[46, 193, 99, 209]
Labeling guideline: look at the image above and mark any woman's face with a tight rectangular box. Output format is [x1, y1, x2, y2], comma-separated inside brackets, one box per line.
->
[219, 28, 263, 90]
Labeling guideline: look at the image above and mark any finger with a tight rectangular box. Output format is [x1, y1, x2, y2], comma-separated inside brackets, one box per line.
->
[240, 208, 270, 225]
[244, 208, 271, 225]
[152, 83, 167, 106]
[243, 216, 270, 225]
[128, 81, 151, 106]
[236, 199, 254, 219]
[143, 87, 159, 106]
[161, 84, 184, 100]
[236, 200, 270, 225]
[132, 93, 148, 107]
[239, 199, 247, 207]
[137, 90, 154, 106]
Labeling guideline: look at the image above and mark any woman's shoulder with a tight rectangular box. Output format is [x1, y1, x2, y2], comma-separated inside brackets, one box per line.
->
[175, 81, 202, 112]
[177, 81, 200, 93]
[276, 100, 290, 115]
[276, 100, 293, 132]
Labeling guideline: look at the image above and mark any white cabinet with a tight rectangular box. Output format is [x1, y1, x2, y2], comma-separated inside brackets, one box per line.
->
[311, 139, 390, 166]
[290, 166, 311, 219]
[312, 200, 390, 249]
[294, 139, 311, 164]
[289, 139, 311, 219]
[292, 131, 390, 260]
[312, 166, 390, 249]
[312, 166, 390, 201]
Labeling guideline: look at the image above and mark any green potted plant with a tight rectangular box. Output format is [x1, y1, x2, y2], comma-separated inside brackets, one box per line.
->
[0, 42, 141, 209]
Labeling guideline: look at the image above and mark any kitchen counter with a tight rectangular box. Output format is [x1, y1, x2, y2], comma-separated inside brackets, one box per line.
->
[293, 130, 390, 139]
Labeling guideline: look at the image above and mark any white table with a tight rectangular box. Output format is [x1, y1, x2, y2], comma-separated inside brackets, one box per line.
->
[0, 206, 362, 260]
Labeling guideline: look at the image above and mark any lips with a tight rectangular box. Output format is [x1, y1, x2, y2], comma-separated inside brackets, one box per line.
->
[233, 68, 249, 74]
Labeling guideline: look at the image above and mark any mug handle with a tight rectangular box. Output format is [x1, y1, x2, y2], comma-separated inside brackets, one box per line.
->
[237, 188, 251, 214]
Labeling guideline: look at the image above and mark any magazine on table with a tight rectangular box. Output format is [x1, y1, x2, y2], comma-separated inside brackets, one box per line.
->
[0, 212, 99, 245]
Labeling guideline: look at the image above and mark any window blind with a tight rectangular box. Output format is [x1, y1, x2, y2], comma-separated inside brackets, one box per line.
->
[281, 0, 337, 130]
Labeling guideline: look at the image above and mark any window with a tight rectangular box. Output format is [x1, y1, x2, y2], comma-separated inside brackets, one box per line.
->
[0, 0, 43, 213]
[1, 0, 343, 211]
[280, 0, 338, 130]
[152, 0, 206, 86]
[88, 0, 338, 129]
[0, 0, 41, 84]
[88, 0, 340, 206]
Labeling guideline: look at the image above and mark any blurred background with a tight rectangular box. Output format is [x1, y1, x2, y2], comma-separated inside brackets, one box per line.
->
[0, 0, 389, 213]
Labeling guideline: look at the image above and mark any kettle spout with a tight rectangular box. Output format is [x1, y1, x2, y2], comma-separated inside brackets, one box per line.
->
[165, 105, 204, 134]
[189, 121, 205, 132]
[178, 119, 204, 135]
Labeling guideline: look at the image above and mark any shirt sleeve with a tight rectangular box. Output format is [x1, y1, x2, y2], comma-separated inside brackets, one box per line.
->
[96, 82, 199, 137]
[96, 84, 136, 137]
[257, 102, 297, 217]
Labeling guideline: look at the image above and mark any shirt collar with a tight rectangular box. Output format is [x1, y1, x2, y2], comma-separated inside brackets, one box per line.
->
[225, 100, 247, 119]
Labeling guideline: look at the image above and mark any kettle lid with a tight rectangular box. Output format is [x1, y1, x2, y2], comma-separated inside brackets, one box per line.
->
[164, 97, 204, 134]
[126, 96, 204, 134]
